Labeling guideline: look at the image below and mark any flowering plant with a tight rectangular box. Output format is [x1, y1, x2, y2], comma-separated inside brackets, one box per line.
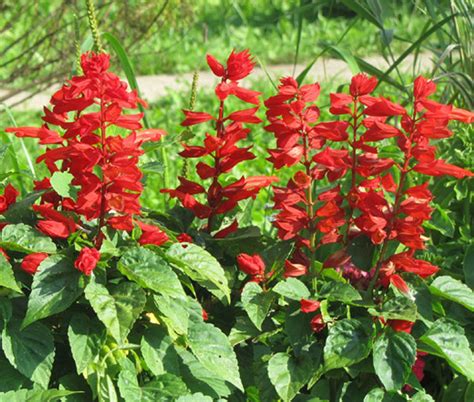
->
[0, 50, 473, 402]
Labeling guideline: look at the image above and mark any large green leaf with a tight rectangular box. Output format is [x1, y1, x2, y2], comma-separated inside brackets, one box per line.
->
[166, 243, 230, 304]
[118, 359, 188, 401]
[187, 321, 243, 391]
[23, 255, 83, 328]
[84, 280, 146, 343]
[2, 318, 55, 388]
[153, 294, 190, 336]
[368, 296, 417, 322]
[0, 224, 56, 253]
[324, 319, 373, 371]
[419, 318, 474, 380]
[363, 387, 406, 402]
[318, 281, 361, 303]
[273, 278, 310, 300]
[118, 247, 184, 297]
[373, 330, 417, 391]
[0, 389, 81, 402]
[228, 316, 260, 346]
[68, 313, 106, 374]
[241, 282, 274, 330]
[0, 355, 31, 391]
[0, 253, 21, 293]
[430, 276, 474, 312]
[268, 350, 318, 402]
[141, 326, 180, 376]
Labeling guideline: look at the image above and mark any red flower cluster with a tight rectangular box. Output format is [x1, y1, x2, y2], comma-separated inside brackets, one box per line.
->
[162, 50, 277, 237]
[264, 77, 348, 277]
[6, 52, 165, 249]
[300, 299, 325, 332]
[0, 184, 19, 214]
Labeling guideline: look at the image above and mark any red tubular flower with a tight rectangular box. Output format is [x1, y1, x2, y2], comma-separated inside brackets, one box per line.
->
[387, 319, 414, 333]
[138, 222, 169, 247]
[237, 253, 265, 282]
[0, 184, 19, 214]
[6, 52, 165, 247]
[162, 50, 277, 236]
[21, 253, 49, 275]
[177, 233, 193, 243]
[310, 314, 325, 333]
[74, 247, 100, 276]
[300, 299, 321, 313]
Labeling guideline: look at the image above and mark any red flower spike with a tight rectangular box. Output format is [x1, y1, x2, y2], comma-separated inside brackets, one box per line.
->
[163, 50, 274, 235]
[6, 52, 165, 248]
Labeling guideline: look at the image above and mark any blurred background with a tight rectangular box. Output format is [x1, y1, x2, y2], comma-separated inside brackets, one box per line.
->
[0, 0, 472, 272]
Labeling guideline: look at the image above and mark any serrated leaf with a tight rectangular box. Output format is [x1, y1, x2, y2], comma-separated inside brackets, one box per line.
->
[23, 255, 83, 328]
[273, 278, 310, 300]
[84, 280, 146, 343]
[0, 223, 56, 253]
[368, 296, 417, 322]
[229, 316, 260, 346]
[2, 318, 55, 388]
[373, 330, 417, 391]
[118, 247, 184, 297]
[241, 282, 274, 330]
[318, 281, 362, 303]
[187, 321, 243, 391]
[68, 313, 106, 374]
[166, 243, 230, 304]
[0, 253, 21, 293]
[153, 294, 189, 336]
[419, 318, 474, 380]
[141, 326, 180, 376]
[267, 352, 313, 402]
[430, 276, 474, 311]
[324, 319, 373, 371]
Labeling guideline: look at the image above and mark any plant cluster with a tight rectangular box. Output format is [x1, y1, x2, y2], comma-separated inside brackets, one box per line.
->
[0, 49, 473, 402]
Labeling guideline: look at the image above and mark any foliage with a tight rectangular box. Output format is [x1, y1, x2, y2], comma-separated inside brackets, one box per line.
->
[0, 45, 472, 401]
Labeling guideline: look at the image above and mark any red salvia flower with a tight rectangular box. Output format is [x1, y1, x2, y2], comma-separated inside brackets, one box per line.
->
[21, 252, 49, 275]
[6, 52, 165, 247]
[162, 50, 277, 236]
[74, 247, 100, 276]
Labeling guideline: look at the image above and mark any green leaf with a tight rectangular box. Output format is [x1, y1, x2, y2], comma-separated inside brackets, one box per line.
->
[50, 171, 77, 200]
[118, 247, 184, 297]
[2, 318, 55, 388]
[412, 391, 435, 402]
[176, 393, 213, 402]
[430, 276, 474, 311]
[267, 352, 313, 402]
[229, 316, 260, 346]
[23, 255, 83, 328]
[0, 389, 81, 402]
[363, 387, 406, 402]
[118, 363, 188, 401]
[419, 318, 474, 380]
[141, 325, 180, 376]
[68, 313, 106, 374]
[464, 244, 474, 288]
[166, 243, 230, 303]
[84, 280, 146, 343]
[241, 282, 274, 330]
[0, 355, 31, 391]
[0, 223, 56, 253]
[0, 253, 21, 293]
[187, 321, 243, 391]
[176, 348, 233, 398]
[368, 296, 417, 322]
[324, 319, 373, 371]
[318, 281, 362, 303]
[273, 278, 310, 300]
[425, 205, 455, 237]
[153, 294, 189, 336]
[373, 330, 417, 391]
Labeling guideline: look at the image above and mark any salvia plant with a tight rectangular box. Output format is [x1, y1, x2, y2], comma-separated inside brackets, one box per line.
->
[0, 49, 473, 402]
